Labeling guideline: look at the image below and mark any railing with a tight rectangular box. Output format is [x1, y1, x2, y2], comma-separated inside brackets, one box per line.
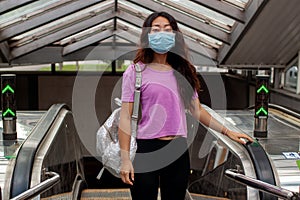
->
[10, 171, 60, 200]
[225, 169, 300, 200]
[269, 103, 300, 119]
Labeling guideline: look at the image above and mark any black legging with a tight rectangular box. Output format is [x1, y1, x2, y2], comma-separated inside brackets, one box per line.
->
[130, 137, 190, 200]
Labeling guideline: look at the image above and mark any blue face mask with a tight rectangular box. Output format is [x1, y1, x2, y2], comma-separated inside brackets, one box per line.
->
[148, 32, 175, 54]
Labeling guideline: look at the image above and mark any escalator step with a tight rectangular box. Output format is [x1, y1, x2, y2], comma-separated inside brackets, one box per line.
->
[80, 189, 131, 200]
[189, 193, 230, 200]
[40, 189, 229, 200]
[80, 189, 229, 200]
[41, 192, 72, 200]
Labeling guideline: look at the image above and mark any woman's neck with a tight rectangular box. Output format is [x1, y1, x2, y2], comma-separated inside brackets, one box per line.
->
[152, 53, 168, 65]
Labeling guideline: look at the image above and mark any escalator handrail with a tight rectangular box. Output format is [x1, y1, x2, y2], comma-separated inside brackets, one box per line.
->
[268, 103, 300, 119]
[201, 105, 277, 199]
[225, 169, 300, 200]
[10, 171, 60, 200]
[10, 104, 69, 198]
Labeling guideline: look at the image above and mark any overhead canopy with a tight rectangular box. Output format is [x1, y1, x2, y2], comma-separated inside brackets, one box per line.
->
[0, 0, 299, 67]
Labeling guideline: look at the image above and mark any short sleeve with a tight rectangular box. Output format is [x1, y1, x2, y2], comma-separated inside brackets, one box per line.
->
[121, 64, 136, 102]
[192, 89, 199, 100]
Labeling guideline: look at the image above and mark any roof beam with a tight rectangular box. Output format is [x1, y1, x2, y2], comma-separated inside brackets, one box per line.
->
[0, 0, 105, 43]
[63, 29, 114, 55]
[10, 10, 115, 60]
[0, 42, 10, 63]
[116, 30, 140, 44]
[10, 46, 214, 66]
[116, 9, 144, 28]
[218, 0, 268, 63]
[184, 38, 217, 60]
[0, 0, 35, 15]
[127, 0, 229, 44]
[190, 0, 245, 23]
[11, 46, 138, 64]
[63, 28, 140, 56]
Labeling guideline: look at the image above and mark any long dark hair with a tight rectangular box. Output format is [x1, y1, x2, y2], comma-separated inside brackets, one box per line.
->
[134, 11, 201, 108]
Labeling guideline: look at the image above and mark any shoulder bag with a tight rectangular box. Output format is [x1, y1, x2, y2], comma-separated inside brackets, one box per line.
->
[96, 63, 142, 179]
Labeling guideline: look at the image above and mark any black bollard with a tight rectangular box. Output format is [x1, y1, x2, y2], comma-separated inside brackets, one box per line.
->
[1, 74, 17, 141]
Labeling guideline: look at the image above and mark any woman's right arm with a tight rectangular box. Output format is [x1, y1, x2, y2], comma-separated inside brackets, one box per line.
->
[118, 102, 135, 185]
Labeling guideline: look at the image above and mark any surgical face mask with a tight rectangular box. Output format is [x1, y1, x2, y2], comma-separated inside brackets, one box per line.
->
[148, 32, 175, 54]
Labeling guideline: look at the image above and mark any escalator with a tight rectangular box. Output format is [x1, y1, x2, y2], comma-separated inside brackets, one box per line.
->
[3, 104, 299, 199]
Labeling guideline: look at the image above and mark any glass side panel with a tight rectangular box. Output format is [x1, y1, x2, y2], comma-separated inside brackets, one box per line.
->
[10, 0, 114, 46]
[56, 20, 115, 46]
[157, 0, 235, 31]
[186, 114, 249, 199]
[223, 0, 250, 10]
[0, 0, 62, 29]
[119, 0, 223, 49]
[284, 61, 298, 91]
[119, 0, 152, 17]
[38, 61, 111, 72]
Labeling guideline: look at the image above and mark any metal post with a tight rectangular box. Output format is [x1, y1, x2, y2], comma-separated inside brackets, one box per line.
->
[254, 75, 269, 137]
[296, 51, 300, 94]
[1, 74, 17, 140]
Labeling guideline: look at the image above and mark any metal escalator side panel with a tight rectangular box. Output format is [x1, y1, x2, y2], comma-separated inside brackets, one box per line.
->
[186, 108, 259, 199]
[9, 104, 69, 198]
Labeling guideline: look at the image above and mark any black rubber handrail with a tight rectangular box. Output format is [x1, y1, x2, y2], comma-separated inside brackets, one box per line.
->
[243, 140, 277, 200]
[10, 104, 69, 198]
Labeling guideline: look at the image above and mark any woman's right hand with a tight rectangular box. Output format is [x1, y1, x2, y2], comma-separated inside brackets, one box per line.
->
[120, 159, 134, 185]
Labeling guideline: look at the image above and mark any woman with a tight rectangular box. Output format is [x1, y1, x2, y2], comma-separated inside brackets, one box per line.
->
[118, 11, 253, 200]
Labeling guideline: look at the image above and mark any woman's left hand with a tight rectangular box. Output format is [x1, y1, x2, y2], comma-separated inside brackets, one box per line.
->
[226, 130, 254, 145]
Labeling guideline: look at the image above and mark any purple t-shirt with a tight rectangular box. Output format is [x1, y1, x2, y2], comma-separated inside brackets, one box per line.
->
[121, 62, 198, 139]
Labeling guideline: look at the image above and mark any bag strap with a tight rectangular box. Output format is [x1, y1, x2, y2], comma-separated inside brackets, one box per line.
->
[131, 63, 142, 138]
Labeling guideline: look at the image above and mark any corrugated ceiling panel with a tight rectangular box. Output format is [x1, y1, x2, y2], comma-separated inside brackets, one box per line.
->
[224, 0, 300, 65]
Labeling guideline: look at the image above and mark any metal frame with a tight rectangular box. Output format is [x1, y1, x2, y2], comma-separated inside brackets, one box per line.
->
[0, 0, 35, 15]
[297, 51, 300, 95]
[158, 0, 232, 32]
[190, 0, 245, 23]
[0, 42, 10, 62]
[10, 10, 115, 59]
[127, 0, 230, 44]
[0, 0, 271, 67]
[0, 0, 105, 43]
[10, 171, 60, 200]
[63, 29, 114, 56]
[225, 169, 300, 200]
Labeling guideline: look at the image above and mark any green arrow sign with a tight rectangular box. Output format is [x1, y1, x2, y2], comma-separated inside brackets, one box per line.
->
[297, 160, 300, 170]
[256, 107, 268, 116]
[257, 85, 269, 94]
[3, 108, 15, 117]
[2, 85, 14, 94]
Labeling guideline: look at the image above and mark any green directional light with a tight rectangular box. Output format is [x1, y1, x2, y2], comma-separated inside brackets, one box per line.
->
[1, 74, 17, 120]
[254, 75, 270, 137]
[1, 74, 17, 140]
[255, 106, 268, 116]
[3, 108, 16, 117]
[256, 85, 269, 94]
[2, 84, 15, 94]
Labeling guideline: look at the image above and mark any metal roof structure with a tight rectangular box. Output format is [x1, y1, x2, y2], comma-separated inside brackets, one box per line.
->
[0, 0, 299, 68]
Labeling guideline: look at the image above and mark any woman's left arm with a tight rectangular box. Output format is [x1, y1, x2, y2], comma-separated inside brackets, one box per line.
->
[190, 98, 253, 145]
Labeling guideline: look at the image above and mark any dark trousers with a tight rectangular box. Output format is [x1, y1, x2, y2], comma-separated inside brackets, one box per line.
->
[130, 137, 190, 200]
